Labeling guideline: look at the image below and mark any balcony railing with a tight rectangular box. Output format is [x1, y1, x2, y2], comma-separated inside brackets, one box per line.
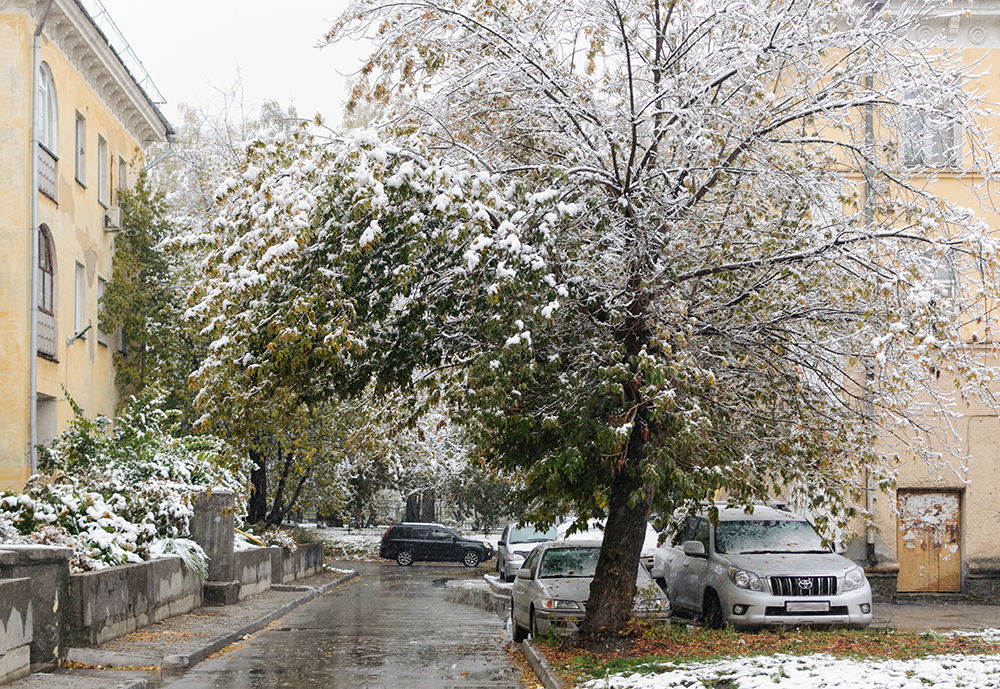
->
[37, 310, 57, 359]
[38, 145, 57, 201]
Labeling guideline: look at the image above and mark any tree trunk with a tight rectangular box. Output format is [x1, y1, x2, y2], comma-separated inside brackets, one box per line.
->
[405, 492, 421, 522]
[576, 395, 655, 641]
[266, 447, 298, 526]
[420, 488, 436, 522]
[247, 445, 268, 524]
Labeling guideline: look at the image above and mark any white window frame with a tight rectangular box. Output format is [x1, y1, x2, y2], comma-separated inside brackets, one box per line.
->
[36, 62, 57, 153]
[37, 226, 55, 315]
[97, 277, 108, 346]
[97, 135, 108, 207]
[75, 112, 86, 185]
[74, 262, 86, 337]
[118, 155, 128, 194]
[903, 89, 962, 168]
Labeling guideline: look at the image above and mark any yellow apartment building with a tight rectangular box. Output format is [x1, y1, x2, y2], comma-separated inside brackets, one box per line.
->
[839, 5, 1000, 599]
[0, 0, 171, 490]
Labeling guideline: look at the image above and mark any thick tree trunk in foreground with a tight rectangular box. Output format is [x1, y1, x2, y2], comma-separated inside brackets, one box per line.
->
[575, 370, 656, 641]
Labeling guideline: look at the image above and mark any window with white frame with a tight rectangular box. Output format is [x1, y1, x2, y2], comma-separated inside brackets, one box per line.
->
[97, 277, 108, 346]
[38, 227, 55, 315]
[75, 112, 86, 185]
[98, 136, 108, 207]
[118, 156, 128, 192]
[74, 262, 86, 337]
[903, 89, 961, 168]
[36, 63, 57, 153]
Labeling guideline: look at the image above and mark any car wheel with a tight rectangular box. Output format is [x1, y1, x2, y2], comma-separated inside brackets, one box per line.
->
[529, 605, 539, 637]
[463, 550, 481, 567]
[512, 606, 529, 642]
[396, 549, 414, 566]
[703, 590, 724, 630]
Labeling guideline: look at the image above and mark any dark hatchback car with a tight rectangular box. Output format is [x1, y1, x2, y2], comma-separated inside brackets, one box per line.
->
[380, 522, 495, 567]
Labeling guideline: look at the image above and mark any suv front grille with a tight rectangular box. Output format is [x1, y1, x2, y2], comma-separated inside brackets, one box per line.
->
[769, 576, 838, 597]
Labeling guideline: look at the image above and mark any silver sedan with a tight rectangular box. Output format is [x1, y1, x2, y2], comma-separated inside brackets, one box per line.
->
[510, 540, 670, 641]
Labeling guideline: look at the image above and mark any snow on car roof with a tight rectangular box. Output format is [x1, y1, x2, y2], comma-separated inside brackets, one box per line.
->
[708, 505, 809, 522]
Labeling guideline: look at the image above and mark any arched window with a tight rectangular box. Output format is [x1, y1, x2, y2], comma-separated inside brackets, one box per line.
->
[38, 226, 54, 315]
[37, 62, 57, 153]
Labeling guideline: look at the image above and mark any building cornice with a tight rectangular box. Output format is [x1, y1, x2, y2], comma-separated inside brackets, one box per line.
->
[20, 0, 172, 146]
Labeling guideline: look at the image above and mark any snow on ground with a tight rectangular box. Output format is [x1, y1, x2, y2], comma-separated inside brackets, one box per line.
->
[583, 647, 1000, 689]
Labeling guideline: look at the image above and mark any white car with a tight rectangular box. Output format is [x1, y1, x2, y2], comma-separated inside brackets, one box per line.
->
[650, 505, 872, 628]
[510, 540, 670, 641]
[496, 523, 558, 581]
[556, 518, 660, 569]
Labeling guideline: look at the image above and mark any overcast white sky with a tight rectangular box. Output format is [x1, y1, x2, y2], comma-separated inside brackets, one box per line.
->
[94, 0, 367, 129]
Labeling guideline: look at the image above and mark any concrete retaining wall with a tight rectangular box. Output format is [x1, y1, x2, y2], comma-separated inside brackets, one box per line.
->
[0, 578, 32, 684]
[234, 548, 273, 600]
[67, 556, 203, 647]
[0, 545, 71, 668]
[237, 543, 323, 596]
[280, 543, 323, 584]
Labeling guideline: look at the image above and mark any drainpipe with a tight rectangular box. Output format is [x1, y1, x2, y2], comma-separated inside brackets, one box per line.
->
[862, 0, 885, 570]
[29, 0, 55, 476]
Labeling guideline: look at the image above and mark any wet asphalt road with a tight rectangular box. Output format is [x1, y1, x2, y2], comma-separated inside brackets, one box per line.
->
[161, 561, 524, 689]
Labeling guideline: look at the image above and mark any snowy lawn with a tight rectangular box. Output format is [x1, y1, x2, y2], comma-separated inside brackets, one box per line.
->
[311, 526, 386, 561]
[539, 627, 1000, 689]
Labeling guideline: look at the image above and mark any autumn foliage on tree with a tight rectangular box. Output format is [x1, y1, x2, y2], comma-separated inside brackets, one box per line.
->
[190, 0, 1000, 640]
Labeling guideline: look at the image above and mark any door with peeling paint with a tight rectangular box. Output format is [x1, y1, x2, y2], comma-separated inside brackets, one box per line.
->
[897, 491, 961, 592]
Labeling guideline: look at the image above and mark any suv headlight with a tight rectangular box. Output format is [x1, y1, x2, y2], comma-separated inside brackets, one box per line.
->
[843, 567, 867, 592]
[539, 598, 582, 610]
[728, 566, 764, 591]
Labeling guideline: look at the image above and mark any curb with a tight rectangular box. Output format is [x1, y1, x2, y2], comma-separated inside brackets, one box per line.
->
[521, 640, 564, 689]
[161, 570, 359, 675]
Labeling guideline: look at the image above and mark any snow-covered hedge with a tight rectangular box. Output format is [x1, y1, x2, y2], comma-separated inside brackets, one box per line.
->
[0, 397, 247, 572]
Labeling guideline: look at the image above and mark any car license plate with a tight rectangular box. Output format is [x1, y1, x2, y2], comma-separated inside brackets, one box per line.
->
[786, 601, 830, 613]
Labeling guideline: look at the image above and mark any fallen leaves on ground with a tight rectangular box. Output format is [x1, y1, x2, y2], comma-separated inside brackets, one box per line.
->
[535, 624, 1000, 685]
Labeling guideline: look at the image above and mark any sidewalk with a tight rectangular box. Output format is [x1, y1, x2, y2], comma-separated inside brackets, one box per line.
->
[5, 569, 358, 689]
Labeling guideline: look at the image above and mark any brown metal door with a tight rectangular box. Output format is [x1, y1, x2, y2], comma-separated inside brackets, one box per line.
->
[897, 491, 961, 592]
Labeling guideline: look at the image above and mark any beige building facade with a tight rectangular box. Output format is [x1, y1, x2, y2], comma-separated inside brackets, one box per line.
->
[0, 0, 171, 490]
[853, 4, 1000, 599]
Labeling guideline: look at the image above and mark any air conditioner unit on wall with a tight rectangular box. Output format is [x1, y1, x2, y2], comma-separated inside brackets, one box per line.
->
[104, 206, 122, 232]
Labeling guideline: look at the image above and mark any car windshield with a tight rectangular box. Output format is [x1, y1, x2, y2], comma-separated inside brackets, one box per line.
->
[538, 547, 601, 578]
[509, 525, 558, 544]
[715, 519, 829, 554]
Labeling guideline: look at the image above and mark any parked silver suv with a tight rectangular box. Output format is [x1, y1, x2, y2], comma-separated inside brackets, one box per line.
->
[650, 504, 872, 628]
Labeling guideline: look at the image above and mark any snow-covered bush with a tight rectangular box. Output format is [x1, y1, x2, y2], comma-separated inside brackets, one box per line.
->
[0, 395, 246, 572]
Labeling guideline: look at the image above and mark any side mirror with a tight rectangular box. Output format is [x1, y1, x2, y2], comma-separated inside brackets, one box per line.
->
[683, 540, 707, 557]
[515, 568, 532, 580]
[498, 539, 506, 546]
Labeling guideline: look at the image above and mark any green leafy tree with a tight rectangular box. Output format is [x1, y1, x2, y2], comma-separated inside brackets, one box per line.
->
[100, 174, 199, 425]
